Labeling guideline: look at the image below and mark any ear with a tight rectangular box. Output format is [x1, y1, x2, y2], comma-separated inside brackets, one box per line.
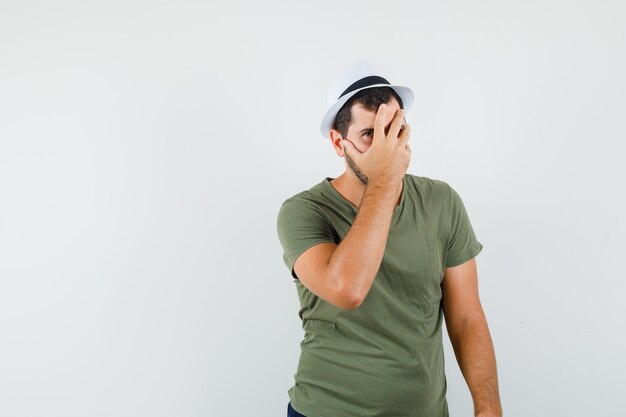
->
[329, 129, 345, 156]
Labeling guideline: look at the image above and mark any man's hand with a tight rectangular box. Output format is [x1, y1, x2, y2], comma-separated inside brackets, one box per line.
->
[341, 103, 411, 187]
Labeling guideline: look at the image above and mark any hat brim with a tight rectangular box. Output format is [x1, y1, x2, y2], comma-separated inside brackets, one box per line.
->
[320, 84, 414, 139]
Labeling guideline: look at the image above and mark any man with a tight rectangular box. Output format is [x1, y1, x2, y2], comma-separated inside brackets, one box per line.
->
[276, 59, 502, 417]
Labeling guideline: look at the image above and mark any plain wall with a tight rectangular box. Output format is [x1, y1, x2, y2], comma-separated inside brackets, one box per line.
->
[1, 1, 624, 416]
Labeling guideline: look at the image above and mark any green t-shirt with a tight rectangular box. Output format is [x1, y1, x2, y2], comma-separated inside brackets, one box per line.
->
[276, 173, 483, 417]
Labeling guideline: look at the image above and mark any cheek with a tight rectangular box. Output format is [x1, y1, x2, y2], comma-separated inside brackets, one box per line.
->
[358, 138, 372, 152]
[359, 141, 372, 152]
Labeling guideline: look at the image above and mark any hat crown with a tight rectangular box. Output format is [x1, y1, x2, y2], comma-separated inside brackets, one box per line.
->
[320, 59, 414, 139]
[327, 59, 381, 107]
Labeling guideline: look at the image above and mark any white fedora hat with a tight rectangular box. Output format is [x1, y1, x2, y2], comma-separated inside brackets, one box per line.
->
[320, 58, 414, 139]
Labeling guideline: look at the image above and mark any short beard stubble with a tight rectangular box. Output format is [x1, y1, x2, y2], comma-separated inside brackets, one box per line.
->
[344, 152, 369, 186]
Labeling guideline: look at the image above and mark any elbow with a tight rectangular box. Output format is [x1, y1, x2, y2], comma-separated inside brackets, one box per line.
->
[327, 265, 364, 310]
[336, 279, 364, 310]
[341, 291, 363, 310]
[348, 297, 364, 310]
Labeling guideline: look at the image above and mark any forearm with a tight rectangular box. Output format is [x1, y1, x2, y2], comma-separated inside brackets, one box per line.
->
[448, 318, 503, 417]
[327, 181, 399, 305]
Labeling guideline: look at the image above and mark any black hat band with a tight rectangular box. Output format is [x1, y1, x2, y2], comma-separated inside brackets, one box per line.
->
[338, 75, 391, 99]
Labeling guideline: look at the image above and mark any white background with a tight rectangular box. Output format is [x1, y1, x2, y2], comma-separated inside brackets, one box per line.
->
[1, 1, 624, 416]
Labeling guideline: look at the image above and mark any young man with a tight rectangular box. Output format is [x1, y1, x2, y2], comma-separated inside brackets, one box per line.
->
[277, 60, 502, 417]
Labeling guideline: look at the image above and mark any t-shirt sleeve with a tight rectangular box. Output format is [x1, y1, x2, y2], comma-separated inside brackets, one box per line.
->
[276, 197, 337, 280]
[444, 184, 484, 268]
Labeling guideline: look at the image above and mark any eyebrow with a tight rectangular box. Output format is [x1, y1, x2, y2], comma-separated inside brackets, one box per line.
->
[358, 122, 393, 135]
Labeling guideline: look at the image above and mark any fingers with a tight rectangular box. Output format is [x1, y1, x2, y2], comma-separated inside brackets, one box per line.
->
[398, 119, 411, 147]
[373, 103, 388, 142]
[387, 108, 405, 140]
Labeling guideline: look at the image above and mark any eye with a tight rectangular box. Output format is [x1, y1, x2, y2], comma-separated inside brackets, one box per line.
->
[363, 131, 373, 138]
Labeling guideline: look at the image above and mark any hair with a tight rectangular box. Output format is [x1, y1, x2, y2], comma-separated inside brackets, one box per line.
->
[332, 86, 404, 139]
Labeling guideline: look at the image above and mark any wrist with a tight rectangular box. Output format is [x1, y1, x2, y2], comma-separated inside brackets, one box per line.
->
[475, 404, 503, 417]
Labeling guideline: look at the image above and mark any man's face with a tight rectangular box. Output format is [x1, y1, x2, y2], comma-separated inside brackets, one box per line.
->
[340, 97, 403, 185]
[344, 96, 402, 153]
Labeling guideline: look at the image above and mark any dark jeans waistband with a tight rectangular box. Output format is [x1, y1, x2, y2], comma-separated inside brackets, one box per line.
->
[287, 401, 307, 417]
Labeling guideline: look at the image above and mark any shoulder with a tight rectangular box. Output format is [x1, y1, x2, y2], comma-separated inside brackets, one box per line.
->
[406, 173, 450, 189]
[279, 189, 323, 213]
[405, 173, 454, 200]
[278, 179, 328, 211]
[277, 182, 331, 226]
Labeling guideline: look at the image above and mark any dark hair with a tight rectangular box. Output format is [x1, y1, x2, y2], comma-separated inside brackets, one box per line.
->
[332, 86, 404, 139]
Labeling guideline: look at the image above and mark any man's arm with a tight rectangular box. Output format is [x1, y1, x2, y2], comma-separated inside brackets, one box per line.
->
[294, 104, 410, 309]
[442, 257, 503, 417]
[294, 180, 401, 309]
